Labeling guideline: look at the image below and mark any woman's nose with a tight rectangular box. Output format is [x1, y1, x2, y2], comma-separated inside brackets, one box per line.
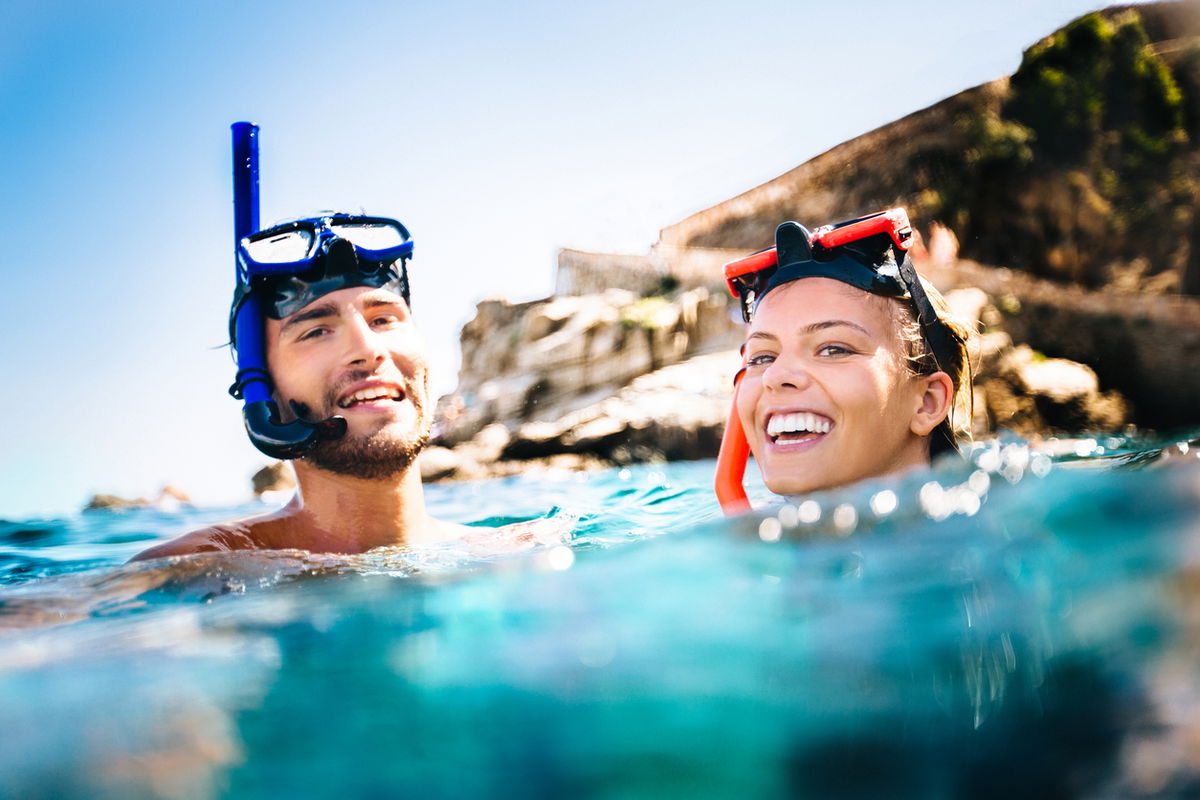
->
[762, 353, 810, 391]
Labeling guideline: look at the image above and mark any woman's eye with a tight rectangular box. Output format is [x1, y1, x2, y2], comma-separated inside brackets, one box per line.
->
[746, 352, 776, 367]
[817, 343, 855, 357]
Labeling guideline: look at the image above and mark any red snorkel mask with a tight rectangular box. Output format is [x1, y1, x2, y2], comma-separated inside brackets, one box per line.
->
[715, 208, 961, 515]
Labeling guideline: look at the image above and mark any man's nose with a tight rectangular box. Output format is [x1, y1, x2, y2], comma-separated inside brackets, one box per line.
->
[344, 316, 387, 368]
[762, 353, 811, 392]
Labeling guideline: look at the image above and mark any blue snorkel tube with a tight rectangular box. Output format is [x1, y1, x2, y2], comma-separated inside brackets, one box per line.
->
[230, 122, 347, 458]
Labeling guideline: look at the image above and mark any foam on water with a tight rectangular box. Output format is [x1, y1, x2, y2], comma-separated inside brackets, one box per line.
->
[2, 433, 1199, 798]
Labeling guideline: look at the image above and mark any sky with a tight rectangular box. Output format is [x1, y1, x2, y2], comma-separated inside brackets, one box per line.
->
[1, 0, 1117, 518]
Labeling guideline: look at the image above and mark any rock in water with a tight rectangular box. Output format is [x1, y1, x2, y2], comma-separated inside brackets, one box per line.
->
[251, 462, 296, 497]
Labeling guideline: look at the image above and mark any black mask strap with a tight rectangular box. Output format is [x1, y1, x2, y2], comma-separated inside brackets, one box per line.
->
[896, 252, 961, 375]
[896, 252, 964, 457]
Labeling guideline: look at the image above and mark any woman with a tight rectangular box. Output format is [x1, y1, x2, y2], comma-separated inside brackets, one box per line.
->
[715, 208, 973, 512]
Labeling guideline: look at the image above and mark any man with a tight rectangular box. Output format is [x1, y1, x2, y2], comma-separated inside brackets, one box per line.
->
[134, 213, 476, 559]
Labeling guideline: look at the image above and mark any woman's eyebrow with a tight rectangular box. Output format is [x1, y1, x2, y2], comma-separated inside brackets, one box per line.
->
[801, 319, 872, 336]
[746, 331, 780, 343]
[747, 320, 872, 342]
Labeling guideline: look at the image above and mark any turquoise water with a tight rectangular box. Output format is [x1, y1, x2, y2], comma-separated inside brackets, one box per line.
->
[2, 435, 1200, 799]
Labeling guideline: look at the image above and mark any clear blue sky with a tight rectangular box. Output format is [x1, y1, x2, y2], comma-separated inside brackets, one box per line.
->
[1, 0, 1112, 518]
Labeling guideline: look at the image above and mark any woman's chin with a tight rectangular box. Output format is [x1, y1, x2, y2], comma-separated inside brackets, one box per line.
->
[762, 473, 833, 497]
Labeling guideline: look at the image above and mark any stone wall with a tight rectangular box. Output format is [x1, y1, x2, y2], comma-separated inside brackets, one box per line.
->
[556, 245, 749, 297]
[556, 250, 662, 297]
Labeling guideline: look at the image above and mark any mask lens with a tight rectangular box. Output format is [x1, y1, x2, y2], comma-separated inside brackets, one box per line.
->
[244, 229, 316, 264]
[330, 221, 407, 251]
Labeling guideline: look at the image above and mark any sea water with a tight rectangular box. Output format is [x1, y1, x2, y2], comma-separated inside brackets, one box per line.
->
[2, 434, 1199, 799]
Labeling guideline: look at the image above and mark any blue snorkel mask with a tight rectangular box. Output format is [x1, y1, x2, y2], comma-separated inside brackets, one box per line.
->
[228, 123, 414, 459]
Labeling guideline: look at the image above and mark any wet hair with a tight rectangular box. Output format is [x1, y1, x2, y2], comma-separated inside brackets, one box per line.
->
[882, 278, 974, 458]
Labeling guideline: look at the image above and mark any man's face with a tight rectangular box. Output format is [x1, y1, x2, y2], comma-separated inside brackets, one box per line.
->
[264, 285, 431, 479]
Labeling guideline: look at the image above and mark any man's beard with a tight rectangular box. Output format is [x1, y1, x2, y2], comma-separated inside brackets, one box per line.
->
[295, 370, 431, 480]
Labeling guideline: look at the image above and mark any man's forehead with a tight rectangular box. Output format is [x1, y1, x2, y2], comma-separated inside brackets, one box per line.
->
[290, 286, 408, 317]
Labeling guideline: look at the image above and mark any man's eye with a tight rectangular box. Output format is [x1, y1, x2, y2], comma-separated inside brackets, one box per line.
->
[371, 314, 400, 327]
[298, 327, 329, 341]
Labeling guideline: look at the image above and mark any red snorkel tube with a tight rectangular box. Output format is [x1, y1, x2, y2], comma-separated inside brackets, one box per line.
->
[715, 247, 779, 516]
[714, 370, 753, 516]
[713, 209, 916, 516]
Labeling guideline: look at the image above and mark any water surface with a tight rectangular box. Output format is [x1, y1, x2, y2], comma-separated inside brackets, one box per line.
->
[2, 435, 1199, 799]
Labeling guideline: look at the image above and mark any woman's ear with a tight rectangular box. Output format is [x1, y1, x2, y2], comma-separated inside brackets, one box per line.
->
[910, 371, 954, 436]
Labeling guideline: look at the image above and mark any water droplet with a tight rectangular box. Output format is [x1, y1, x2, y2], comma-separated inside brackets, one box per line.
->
[967, 469, 991, 496]
[797, 500, 822, 524]
[759, 517, 783, 543]
[975, 445, 1002, 473]
[1000, 463, 1025, 484]
[920, 481, 950, 520]
[869, 490, 898, 517]
[832, 504, 858, 534]
[1030, 453, 1052, 478]
[957, 489, 982, 517]
[544, 546, 575, 571]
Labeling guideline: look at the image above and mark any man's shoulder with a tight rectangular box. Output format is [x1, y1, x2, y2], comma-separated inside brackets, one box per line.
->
[129, 518, 270, 562]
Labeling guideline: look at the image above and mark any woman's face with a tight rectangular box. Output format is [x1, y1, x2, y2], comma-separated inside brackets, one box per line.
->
[736, 277, 949, 495]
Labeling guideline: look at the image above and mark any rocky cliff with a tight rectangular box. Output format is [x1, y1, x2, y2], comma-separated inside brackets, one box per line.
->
[663, 2, 1200, 293]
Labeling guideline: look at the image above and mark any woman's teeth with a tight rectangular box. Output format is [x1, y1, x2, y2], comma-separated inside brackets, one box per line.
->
[338, 387, 402, 408]
[767, 412, 831, 439]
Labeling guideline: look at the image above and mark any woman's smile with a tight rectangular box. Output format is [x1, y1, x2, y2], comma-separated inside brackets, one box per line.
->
[763, 409, 834, 449]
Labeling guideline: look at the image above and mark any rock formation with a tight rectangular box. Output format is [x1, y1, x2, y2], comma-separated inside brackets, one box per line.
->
[435, 285, 741, 448]
[428, 280, 743, 482]
[84, 485, 192, 512]
[251, 462, 296, 499]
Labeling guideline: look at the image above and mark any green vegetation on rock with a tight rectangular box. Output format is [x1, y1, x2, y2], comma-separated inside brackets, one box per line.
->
[621, 296, 675, 330]
[930, 8, 1196, 289]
